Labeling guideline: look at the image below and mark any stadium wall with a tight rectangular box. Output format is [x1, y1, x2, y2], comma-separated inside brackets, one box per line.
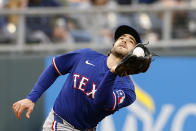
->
[0, 56, 45, 131]
[1, 52, 196, 131]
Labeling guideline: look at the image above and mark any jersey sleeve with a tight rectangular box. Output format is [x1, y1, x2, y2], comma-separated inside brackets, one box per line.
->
[26, 64, 59, 103]
[52, 48, 89, 75]
[111, 86, 136, 111]
[93, 71, 116, 110]
[94, 72, 136, 111]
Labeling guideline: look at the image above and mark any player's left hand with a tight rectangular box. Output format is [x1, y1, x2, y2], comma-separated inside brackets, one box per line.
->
[12, 99, 35, 119]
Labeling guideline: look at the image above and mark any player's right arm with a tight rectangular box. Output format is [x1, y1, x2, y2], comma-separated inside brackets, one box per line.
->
[12, 98, 35, 119]
[12, 64, 59, 119]
[12, 48, 88, 119]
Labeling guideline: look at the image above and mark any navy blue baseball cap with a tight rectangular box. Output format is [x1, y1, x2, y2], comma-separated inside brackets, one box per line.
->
[114, 25, 142, 44]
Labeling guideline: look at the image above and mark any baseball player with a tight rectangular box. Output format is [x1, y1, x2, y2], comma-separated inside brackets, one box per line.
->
[12, 25, 151, 131]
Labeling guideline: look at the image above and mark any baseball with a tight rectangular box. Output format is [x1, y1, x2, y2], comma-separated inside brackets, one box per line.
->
[133, 47, 145, 57]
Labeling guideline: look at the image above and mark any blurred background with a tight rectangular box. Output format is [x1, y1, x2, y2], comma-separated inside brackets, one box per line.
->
[0, 0, 196, 131]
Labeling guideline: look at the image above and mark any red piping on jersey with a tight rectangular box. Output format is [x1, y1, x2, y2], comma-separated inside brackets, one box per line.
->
[52, 120, 55, 131]
[52, 57, 62, 76]
[112, 92, 116, 110]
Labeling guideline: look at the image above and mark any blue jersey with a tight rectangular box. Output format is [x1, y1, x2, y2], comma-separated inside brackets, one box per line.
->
[27, 48, 136, 130]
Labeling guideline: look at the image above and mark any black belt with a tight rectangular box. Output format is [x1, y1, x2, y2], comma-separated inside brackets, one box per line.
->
[53, 112, 96, 131]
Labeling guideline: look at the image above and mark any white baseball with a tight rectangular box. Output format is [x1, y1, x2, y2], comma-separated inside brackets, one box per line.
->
[133, 47, 145, 57]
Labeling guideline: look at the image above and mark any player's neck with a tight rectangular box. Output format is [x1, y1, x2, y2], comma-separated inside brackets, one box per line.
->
[107, 54, 122, 70]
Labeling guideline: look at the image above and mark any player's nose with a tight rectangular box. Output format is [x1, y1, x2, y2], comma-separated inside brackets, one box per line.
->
[122, 40, 126, 44]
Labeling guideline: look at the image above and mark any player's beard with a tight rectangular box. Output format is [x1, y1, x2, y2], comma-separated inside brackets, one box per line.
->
[110, 46, 128, 59]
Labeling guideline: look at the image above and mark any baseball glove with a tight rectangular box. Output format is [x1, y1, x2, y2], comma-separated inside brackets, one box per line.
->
[115, 43, 152, 76]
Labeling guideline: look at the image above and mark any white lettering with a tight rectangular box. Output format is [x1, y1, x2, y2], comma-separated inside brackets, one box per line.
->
[123, 115, 137, 131]
[100, 103, 196, 131]
[171, 104, 196, 131]
[153, 104, 174, 131]
[78, 76, 89, 91]
[100, 116, 115, 131]
[128, 102, 153, 131]
[86, 83, 97, 99]
[73, 74, 80, 88]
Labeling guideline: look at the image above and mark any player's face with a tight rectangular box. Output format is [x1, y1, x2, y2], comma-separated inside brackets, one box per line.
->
[111, 34, 137, 58]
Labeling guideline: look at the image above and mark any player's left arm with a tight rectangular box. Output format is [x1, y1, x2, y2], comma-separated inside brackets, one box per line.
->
[93, 71, 116, 110]
[93, 71, 136, 111]
[110, 87, 136, 111]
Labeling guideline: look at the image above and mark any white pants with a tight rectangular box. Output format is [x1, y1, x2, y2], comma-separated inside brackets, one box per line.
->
[42, 109, 96, 131]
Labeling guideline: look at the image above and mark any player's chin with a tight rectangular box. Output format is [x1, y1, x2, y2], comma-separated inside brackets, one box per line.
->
[116, 50, 129, 57]
[118, 48, 129, 55]
[111, 47, 128, 58]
